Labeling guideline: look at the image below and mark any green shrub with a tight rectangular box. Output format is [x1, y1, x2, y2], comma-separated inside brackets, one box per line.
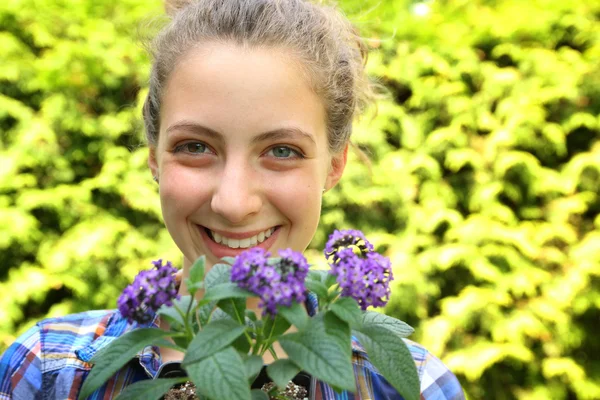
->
[317, 0, 600, 399]
[0, 0, 178, 348]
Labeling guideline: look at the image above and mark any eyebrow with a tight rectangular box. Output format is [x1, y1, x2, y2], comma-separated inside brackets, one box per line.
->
[165, 121, 316, 146]
[250, 127, 316, 146]
[165, 121, 224, 144]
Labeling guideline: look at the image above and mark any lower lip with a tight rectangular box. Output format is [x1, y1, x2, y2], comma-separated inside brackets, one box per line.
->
[198, 226, 280, 259]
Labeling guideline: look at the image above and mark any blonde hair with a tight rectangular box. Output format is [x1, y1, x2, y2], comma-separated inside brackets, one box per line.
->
[143, 0, 374, 154]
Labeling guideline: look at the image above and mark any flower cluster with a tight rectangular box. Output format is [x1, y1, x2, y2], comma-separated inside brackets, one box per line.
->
[325, 230, 393, 310]
[118, 259, 180, 324]
[324, 229, 374, 262]
[231, 248, 309, 315]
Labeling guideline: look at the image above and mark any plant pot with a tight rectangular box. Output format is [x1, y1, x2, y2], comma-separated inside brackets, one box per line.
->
[156, 362, 313, 400]
[252, 366, 312, 399]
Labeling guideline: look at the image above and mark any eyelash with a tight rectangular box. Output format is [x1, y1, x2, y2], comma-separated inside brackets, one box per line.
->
[172, 142, 305, 160]
[264, 145, 305, 159]
[173, 142, 213, 155]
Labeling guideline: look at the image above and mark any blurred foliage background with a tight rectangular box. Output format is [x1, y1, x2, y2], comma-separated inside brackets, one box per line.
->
[1, 0, 599, 399]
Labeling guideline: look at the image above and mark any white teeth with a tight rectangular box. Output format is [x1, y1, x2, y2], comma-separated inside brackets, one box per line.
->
[210, 227, 275, 249]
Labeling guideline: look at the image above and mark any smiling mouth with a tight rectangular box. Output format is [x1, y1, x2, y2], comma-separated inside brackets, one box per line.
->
[204, 227, 278, 249]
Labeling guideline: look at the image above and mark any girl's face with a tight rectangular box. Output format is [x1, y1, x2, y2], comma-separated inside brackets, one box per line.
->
[149, 42, 347, 268]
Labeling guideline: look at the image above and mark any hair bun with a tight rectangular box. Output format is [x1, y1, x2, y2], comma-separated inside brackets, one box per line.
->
[164, 0, 193, 17]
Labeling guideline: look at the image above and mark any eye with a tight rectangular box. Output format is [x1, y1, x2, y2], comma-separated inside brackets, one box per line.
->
[265, 146, 303, 159]
[174, 142, 211, 154]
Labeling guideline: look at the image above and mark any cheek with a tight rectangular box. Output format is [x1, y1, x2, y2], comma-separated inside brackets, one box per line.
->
[267, 171, 324, 247]
[159, 163, 213, 220]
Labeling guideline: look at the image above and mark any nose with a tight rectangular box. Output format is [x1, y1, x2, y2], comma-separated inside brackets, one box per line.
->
[210, 159, 262, 224]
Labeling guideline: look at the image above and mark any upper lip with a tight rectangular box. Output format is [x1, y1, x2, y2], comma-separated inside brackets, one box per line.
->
[200, 225, 277, 239]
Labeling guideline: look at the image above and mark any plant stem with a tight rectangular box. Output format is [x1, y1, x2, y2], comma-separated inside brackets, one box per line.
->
[230, 299, 253, 346]
[253, 327, 263, 355]
[258, 317, 277, 356]
[267, 346, 278, 360]
[173, 303, 193, 342]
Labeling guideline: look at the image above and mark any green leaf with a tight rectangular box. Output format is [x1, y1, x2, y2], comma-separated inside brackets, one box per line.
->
[186, 255, 207, 295]
[80, 328, 174, 399]
[220, 256, 237, 265]
[267, 257, 282, 266]
[245, 310, 258, 322]
[277, 302, 309, 331]
[232, 329, 252, 354]
[305, 279, 329, 300]
[262, 314, 291, 347]
[114, 378, 185, 400]
[279, 315, 355, 392]
[204, 263, 232, 289]
[251, 389, 270, 400]
[182, 319, 247, 365]
[201, 283, 253, 304]
[245, 355, 264, 383]
[157, 295, 195, 328]
[323, 311, 351, 360]
[330, 297, 362, 327]
[210, 307, 234, 322]
[308, 270, 328, 282]
[323, 272, 337, 288]
[186, 346, 251, 400]
[360, 311, 414, 338]
[354, 326, 420, 400]
[208, 308, 251, 354]
[197, 302, 215, 327]
[323, 311, 352, 348]
[151, 338, 186, 354]
[267, 359, 301, 390]
[189, 255, 206, 284]
[308, 270, 336, 288]
[185, 279, 204, 294]
[218, 297, 247, 324]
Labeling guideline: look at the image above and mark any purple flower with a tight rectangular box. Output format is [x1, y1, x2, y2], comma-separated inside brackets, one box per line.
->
[231, 248, 308, 316]
[326, 230, 393, 310]
[230, 248, 270, 283]
[117, 259, 180, 324]
[324, 229, 374, 263]
[278, 248, 309, 281]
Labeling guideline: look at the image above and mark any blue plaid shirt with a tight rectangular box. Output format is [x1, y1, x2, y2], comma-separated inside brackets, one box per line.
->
[1, 300, 464, 400]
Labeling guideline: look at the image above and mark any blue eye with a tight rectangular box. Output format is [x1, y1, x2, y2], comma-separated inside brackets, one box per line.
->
[267, 146, 302, 159]
[174, 142, 209, 154]
[187, 143, 207, 153]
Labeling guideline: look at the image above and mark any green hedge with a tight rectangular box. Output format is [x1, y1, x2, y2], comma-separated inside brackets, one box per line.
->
[1, 0, 599, 399]
[0, 0, 175, 344]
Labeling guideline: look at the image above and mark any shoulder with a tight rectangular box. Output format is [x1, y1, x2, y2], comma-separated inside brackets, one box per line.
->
[0, 310, 117, 399]
[36, 309, 116, 336]
[0, 323, 42, 399]
[402, 339, 465, 400]
[351, 337, 465, 400]
[35, 310, 117, 365]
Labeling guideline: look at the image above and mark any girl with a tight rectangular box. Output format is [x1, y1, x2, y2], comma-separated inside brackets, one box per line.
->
[0, 0, 465, 398]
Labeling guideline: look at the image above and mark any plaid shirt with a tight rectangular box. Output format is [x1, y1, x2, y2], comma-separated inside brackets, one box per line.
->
[1, 297, 464, 400]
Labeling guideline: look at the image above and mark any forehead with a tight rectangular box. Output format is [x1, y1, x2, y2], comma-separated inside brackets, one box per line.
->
[159, 42, 327, 146]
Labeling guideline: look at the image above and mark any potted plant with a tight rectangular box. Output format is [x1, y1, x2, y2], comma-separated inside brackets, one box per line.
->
[78, 230, 420, 400]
